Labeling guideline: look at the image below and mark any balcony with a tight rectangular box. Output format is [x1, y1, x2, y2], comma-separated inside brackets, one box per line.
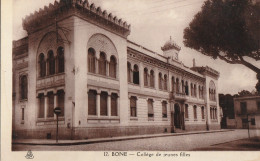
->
[37, 73, 65, 90]
[170, 91, 187, 101]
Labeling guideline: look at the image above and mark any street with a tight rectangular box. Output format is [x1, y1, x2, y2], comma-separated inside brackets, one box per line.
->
[12, 129, 260, 151]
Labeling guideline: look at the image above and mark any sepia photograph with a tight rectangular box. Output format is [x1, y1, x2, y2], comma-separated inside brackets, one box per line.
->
[2, 0, 260, 160]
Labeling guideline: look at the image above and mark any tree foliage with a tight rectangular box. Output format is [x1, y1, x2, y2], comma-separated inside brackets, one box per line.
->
[238, 90, 253, 96]
[184, 0, 260, 73]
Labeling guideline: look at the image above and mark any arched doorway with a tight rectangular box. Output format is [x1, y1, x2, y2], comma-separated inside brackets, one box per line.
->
[174, 103, 181, 128]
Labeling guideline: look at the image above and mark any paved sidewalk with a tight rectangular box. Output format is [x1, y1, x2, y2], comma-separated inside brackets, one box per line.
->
[12, 129, 234, 146]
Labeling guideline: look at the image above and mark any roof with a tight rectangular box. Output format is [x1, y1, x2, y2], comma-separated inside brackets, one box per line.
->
[234, 94, 260, 100]
[161, 36, 181, 51]
[191, 66, 220, 79]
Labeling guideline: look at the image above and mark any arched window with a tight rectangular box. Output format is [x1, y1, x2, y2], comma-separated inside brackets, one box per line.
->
[133, 64, 139, 85]
[20, 75, 28, 100]
[210, 107, 213, 119]
[164, 75, 168, 90]
[100, 92, 108, 116]
[38, 93, 45, 118]
[209, 81, 216, 101]
[150, 70, 155, 88]
[144, 68, 148, 86]
[39, 53, 46, 77]
[99, 52, 107, 75]
[48, 50, 55, 75]
[215, 108, 217, 119]
[198, 85, 201, 98]
[201, 86, 204, 98]
[190, 83, 193, 96]
[111, 93, 118, 116]
[47, 91, 54, 118]
[176, 78, 180, 93]
[88, 90, 97, 115]
[162, 101, 167, 118]
[88, 48, 96, 73]
[148, 99, 154, 118]
[159, 73, 163, 90]
[57, 47, 65, 73]
[130, 96, 137, 117]
[213, 108, 216, 119]
[194, 84, 197, 97]
[57, 90, 65, 117]
[193, 105, 197, 119]
[172, 76, 175, 92]
[201, 106, 205, 119]
[209, 89, 212, 100]
[185, 104, 189, 118]
[181, 80, 185, 93]
[127, 62, 131, 83]
[109, 56, 117, 78]
[185, 81, 189, 95]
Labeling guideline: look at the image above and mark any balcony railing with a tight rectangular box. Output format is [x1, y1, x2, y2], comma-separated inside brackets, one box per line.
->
[170, 91, 187, 101]
[37, 73, 65, 90]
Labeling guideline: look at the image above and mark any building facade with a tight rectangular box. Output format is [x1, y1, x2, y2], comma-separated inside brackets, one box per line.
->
[234, 95, 260, 129]
[12, 0, 220, 140]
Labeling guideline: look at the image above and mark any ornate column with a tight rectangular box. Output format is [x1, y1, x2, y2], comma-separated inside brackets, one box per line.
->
[96, 91, 101, 117]
[106, 61, 109, 76]
[130, 69, 133, 83]
[46, 59, 49, 76]
[54, 91, 57, 119]
[55, 56, 58, 74]
[95, 58, 99, 74]
[117, 95, 120, 117]
[188, 80, 191, 97]
[140, 63, 144, 88]
[169, 74, 172, 92]
[36, 95, 40, 118]
[196, 83, 199, 98]
[107, 93, 111, 117]
[44, 94, 48, 119]
[155, 68, 159, 90]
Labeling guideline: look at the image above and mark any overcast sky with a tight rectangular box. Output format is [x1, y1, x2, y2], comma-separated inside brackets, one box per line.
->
[12, 0, 260, 95]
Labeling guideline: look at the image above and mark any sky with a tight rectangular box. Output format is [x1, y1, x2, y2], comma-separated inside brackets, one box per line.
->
[12, 0, 260, 95]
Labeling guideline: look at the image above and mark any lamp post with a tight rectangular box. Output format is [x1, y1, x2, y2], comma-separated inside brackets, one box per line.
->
[54, 107, 61, 143]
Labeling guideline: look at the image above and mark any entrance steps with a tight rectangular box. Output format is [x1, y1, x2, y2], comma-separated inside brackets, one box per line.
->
[174, 128, 185, 133]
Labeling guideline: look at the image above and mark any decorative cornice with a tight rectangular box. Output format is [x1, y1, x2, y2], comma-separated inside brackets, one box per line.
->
[191, 66, 220, 79]
[127, 47, 205, 82]
[22, 0, 131, 38]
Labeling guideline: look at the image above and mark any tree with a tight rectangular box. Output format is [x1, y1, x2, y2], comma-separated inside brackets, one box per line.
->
[183, 0, 260, 92]
[238, 90, 252, 96]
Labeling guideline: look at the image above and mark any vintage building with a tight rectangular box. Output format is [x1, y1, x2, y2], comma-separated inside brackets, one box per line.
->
[12, 0, 220, 139]
[234, 95, 260, 129]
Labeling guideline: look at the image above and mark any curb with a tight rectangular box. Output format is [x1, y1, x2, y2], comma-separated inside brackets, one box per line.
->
[12, 129, 235, 146]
